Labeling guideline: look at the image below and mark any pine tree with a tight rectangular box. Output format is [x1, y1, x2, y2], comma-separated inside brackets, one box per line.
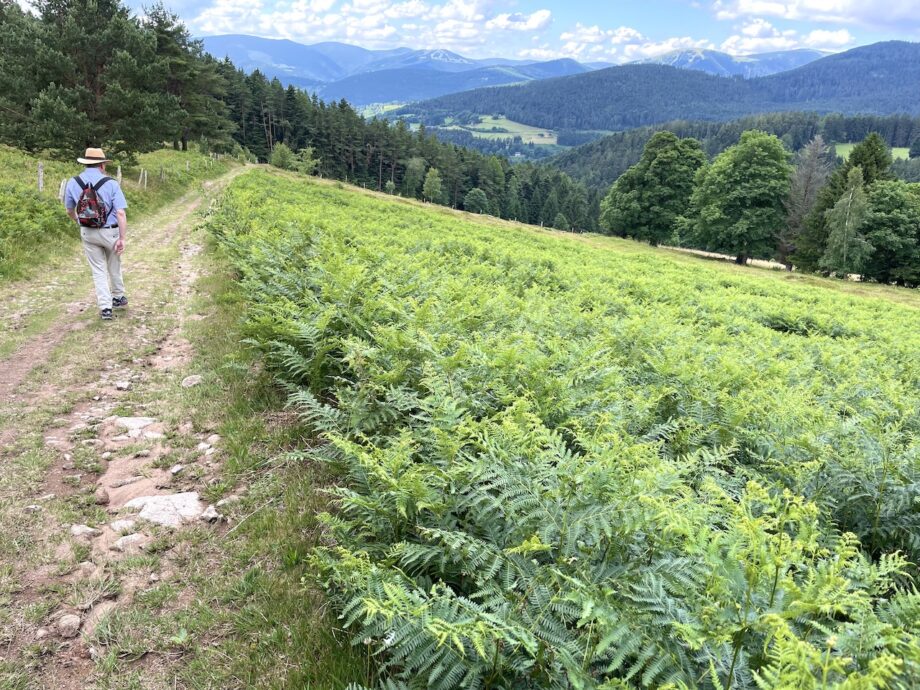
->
[781, 135, 831, 268]
[909, 138, 920, 159]
[794, 133, 893, 271]
[820, 167, 872, 276]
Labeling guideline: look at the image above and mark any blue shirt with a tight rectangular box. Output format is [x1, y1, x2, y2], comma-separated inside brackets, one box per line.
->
[64, 167, 128, 227]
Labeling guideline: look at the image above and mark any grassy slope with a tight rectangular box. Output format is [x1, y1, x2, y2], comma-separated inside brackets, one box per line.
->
[835, 142, 910, 160]
[0, 146, 234, 280]
[204, 169, 920, 685]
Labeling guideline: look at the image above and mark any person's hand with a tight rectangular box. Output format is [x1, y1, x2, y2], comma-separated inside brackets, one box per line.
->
[114, 238, 125, 255]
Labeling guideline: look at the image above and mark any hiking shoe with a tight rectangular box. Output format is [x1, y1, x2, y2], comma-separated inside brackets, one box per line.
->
[100, 308, 113, 321]
[112, 296, 128, 309]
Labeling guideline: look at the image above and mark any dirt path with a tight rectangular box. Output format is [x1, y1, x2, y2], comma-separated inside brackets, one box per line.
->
[0, 168, 247, 688]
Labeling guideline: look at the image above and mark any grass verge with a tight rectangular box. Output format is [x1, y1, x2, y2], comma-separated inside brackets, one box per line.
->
[90, 234, 371, 689]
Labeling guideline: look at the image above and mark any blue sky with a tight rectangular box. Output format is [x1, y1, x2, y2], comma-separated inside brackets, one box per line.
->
[128, 0, 920, 61]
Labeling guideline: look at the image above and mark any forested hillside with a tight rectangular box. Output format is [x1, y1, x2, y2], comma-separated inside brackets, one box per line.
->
[551, 112, 920, 190]
[397, 41, 920, 131]
[0, 0, 596, 230]
[315, 61, 587, 107]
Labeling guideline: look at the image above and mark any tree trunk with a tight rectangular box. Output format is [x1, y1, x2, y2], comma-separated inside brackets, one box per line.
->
[735, 254, 748, 265]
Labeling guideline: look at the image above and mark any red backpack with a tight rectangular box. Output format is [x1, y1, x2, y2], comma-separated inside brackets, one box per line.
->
[73, 175, 112, 228]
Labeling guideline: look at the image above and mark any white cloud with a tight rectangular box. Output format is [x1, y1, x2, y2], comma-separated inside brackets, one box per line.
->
[486, 10, 552, 32]
[802, 27, 854, 48]
[712, 0, 920, 30]
[545, 23, 713, 63]
[720, 18, 798, 52]
[720, 16, 854, 53]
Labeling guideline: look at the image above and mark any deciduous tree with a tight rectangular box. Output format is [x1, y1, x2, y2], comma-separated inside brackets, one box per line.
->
[600, 132, 705, 245]
[689, 130, 792, 264]
[422, 167, 443, 203]
[820, 167, 872, 276]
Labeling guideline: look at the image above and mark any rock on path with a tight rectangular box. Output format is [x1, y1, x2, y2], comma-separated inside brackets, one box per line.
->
[123, 492, 206, 528]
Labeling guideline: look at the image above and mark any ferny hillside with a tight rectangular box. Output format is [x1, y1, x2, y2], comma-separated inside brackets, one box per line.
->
[207, 169, 920, 690]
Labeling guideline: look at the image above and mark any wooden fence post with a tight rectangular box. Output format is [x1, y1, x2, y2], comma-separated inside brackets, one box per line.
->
[38, 163, 44, 192]
[186, 160, 190, 172]
[58, 178, 67, 202]
[117, 165, 122, 184]
[143, 169, 148, 190]
[138, 169, 144, 185]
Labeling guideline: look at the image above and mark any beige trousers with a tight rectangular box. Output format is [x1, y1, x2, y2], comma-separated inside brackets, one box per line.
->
[80, 226, 125, 310]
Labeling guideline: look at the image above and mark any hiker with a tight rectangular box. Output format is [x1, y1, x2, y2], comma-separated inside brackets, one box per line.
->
[64, 147, 129, 321]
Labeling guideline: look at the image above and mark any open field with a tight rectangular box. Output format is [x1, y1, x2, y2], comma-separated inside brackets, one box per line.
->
[443, 115, 558, 144]
[835, 142, 910, 160]
[208, 169, 920, 689]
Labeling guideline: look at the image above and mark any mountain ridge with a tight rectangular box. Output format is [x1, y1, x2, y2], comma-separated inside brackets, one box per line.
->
[200, 34, 591, 104]
[396, 41, 920, 131]
[633, 47, 828, 78]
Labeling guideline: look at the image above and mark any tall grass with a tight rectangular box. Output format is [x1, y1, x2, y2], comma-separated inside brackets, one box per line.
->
[0, 146, 235, 280]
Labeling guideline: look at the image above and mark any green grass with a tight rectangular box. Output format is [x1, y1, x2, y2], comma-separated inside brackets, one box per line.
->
[443, 115, 558, 144]
[80, 232, 371, 688]
[207, 169, 920, 688]
[835, 142, 910, 160]
[0, 145, 234, 280]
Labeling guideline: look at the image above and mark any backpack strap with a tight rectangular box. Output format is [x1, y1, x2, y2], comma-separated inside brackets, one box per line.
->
[74, 175, 86, 189]
[92, 177, 112, 192]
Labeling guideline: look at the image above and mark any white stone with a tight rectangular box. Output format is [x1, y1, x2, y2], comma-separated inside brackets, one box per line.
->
[196, 442, 211, 452]
[57, 614, 81, 638]
[111, 533, 145, 552]
[110, 519, 136, 533]
[181, 375, 203, 388]
[206, 434, 221, 445]
[169, 464, 184, 476]
[200, 505, 220, 522]
[38, 493, 56, 502]
[115, 417, 157, 432]
[215, 496, 240, 508]
[25, 504, 42, 512]
[204, 447, 216, 456]
[124, 492, 205, 528]
[144, 431, 166, 440]
[115, 381, 131, 391]
[70, 524, 101, 538]
[36, 627, 50, 640]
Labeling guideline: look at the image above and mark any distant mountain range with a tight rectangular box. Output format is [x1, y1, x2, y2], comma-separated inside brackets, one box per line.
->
[396, 42, 920, 131]
[200, 35, 587, 105]
[200, 35, 840, 107]
[633, 48, 829, 78]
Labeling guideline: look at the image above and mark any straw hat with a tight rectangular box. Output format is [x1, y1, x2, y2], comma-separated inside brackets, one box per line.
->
[77, 147, 112, 165]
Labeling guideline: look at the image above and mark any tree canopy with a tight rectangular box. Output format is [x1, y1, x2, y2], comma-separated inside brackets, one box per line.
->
[689, 130, 793, 264]
[600, 131, 705, 245]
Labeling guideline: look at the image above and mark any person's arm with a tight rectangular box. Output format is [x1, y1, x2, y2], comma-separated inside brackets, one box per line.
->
[64, 181, 78, 223]
[114, 209, 127, 255]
